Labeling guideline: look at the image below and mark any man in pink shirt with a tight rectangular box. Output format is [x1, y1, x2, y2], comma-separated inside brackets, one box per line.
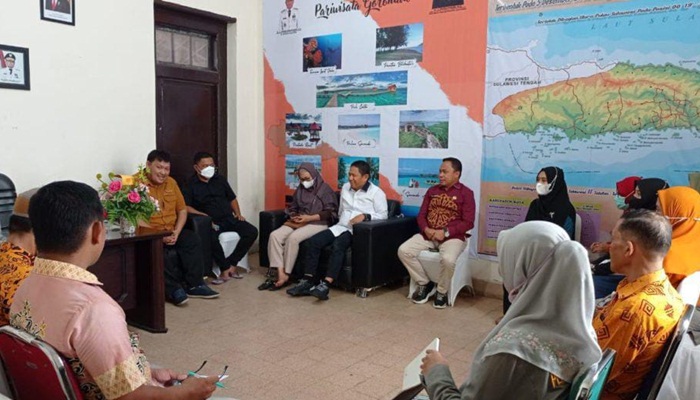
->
[398, 157, 475, 309]
[10, 181, 219, 399]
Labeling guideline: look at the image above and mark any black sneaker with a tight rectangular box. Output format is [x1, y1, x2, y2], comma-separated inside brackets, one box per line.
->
[310, 281, 330, 301]
[412, 282, 436, 304]
[286, 279, 314, 296]
[186, 285, 220, 299]
[169, 288, 188, 306]
[433, 292, 448, 309]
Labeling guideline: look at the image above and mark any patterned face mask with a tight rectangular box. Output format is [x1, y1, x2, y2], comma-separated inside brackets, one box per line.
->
[614, 195, 629, 210]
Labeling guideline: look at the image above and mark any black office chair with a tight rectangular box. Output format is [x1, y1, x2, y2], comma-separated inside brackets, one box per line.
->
[0, 174, 17, 238]
[636, 303, 695, 400]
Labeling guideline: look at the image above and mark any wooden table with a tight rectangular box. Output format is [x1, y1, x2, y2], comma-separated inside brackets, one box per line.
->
[90, 230, 169, 333]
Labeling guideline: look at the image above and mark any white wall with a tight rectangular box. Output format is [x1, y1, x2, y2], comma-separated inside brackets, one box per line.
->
[0, 2, 156, 190]
[0, 1, 265, 233]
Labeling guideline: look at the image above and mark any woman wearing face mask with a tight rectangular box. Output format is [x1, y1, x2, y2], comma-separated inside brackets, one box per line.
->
[258, 163, 338, 291]
[590, 177, 669, 298]
[611, 175, 642, 213]
[422, 221, 601, 400]
[657, 186, 700, 288]
[526, 166, 577, 239]
[500, 167, 577, 314]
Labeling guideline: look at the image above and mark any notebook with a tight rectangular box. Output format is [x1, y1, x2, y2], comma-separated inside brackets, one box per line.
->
[391, 338, 440, 400]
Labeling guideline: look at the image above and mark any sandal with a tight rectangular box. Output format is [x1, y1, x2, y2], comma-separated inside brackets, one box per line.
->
[257, 279, 275, 291]
[230, 270, 244, 279]
[269, 276, 290, 291]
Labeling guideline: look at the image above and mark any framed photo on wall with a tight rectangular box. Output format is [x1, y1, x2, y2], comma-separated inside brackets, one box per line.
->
[41, 0, 75, 25]
[0, 45, 30, 91]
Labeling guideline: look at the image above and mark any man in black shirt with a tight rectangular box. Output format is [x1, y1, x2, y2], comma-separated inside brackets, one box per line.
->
[183, 152, 259, 283]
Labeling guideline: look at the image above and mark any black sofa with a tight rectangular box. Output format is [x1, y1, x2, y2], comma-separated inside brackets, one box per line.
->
[0, 174, 16, 238]
[163, 214, 216, 278]
[258, 199, 419, 297]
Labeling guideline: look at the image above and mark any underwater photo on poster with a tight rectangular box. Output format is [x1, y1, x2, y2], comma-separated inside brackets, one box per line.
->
[285, 113, 322, 149]
[338, 114, 380, 149]
[399, 109, 449, 149]
[337, 156, 380, 189]
[285, 154, 322, 189]
[303, 33, 342, 72]
[316, 71, 408, 108]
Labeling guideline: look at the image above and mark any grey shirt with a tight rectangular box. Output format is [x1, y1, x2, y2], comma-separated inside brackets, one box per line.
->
[425, 353, 570, 400]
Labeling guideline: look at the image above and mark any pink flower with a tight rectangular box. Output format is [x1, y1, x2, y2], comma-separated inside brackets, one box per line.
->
[108, 180, 122, 193]
[127, 190, 141, 203]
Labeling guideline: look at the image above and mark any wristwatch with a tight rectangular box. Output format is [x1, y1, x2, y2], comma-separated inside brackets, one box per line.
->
[443, 228, 450, 238]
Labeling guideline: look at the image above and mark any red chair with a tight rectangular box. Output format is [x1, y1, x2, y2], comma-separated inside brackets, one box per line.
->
[0, 325, 83, 400]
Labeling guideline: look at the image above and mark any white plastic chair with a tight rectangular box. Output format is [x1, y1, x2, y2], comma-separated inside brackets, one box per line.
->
[677, 271, 700, 306]
[212, 232, 250, 276]
[575, 213, 582, 243]
[407, 238, 473, 306]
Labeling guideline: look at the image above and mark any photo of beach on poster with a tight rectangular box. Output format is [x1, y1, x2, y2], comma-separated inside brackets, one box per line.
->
[375, 23, 423, 66]
[337, 156, 380, 189]
[399, 109, 449, 149]
[285, 113, 322, 149]
[398, 158, 442, 188]
[285, 154, 322, 189]
[316, 71, 408, 108]
[338, 114, 380, 148]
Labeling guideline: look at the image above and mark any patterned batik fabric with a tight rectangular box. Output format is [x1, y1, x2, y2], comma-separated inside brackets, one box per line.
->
[0, 241, 35, 325]
[9, 258, 152, 400]
[593, 269, 684, 400]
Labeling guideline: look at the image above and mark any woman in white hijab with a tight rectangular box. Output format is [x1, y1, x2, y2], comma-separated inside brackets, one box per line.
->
[421, 221, 602, 399]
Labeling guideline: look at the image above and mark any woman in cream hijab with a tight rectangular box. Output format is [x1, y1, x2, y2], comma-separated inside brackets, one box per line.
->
[421, 221, 601, 399]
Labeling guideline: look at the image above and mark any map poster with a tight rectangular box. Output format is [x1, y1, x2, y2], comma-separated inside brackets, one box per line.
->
[480, 0, 700, 254]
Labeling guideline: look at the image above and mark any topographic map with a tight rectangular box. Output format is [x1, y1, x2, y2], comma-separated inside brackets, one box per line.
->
[479, 0, 700, 253]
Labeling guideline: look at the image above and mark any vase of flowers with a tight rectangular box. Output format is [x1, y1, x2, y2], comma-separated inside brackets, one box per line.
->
[97, 167, 159, 236]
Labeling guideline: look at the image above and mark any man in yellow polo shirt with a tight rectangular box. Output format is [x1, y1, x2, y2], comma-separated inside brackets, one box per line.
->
[144, 150, 218, 305]
[593, 209, 684, 399]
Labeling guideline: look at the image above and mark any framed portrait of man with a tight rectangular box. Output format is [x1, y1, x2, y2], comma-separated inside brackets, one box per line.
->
[40, 0, 75, 25]
[0, 45, 30, 91]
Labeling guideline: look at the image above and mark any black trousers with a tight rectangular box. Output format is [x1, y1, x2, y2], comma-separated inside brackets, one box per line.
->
[211, 216, 259, 271]
[164, 229, 205, 295]
[503, 285, 511, 314]
[301, 230, 352, 281]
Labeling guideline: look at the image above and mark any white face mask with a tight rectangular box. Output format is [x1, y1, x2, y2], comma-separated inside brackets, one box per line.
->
[302, 179, 314, 189]
[536, 182, 552, 196]
[200, 166, 215, 179]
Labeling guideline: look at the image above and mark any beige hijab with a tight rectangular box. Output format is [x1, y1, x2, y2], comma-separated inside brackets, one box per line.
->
[475, 221, 601, 381]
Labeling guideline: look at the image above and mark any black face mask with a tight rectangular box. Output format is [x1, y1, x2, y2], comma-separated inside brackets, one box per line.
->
[628, 196, 653, 211]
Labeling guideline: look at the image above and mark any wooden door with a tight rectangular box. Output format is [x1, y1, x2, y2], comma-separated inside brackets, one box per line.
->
[154, 1, 235, 185]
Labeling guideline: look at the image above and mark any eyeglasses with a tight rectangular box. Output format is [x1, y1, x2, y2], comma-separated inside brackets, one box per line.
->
[173, 360, 228, 388]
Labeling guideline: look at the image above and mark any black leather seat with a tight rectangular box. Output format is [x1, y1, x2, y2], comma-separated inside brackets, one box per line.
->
[163, 214, 215, 279]
[258, 199, 419, 296]
[0, 174, 17, 238]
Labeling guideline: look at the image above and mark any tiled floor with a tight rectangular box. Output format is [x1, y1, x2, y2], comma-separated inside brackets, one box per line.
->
[133, 254, 501, 400]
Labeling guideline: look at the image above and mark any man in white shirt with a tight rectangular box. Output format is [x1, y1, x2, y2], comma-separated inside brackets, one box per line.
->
[287, 160, 387, 300]
[278, 0, 299, 33]
[0, 53, 23, 84]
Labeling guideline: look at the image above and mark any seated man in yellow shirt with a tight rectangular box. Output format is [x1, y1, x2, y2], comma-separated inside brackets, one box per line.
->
[143, 150, 219, 305]
[0, 189, 37, 325]
[593, 209, 684, 399]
